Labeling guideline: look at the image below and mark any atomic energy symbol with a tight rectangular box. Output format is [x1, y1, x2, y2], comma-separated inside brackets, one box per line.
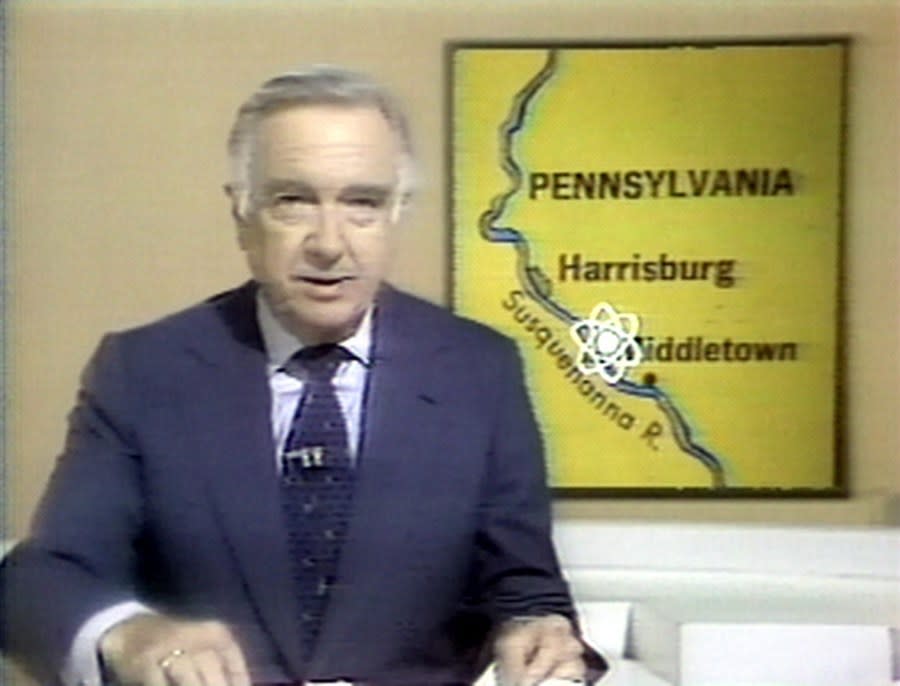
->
[570, 302, 643, 384]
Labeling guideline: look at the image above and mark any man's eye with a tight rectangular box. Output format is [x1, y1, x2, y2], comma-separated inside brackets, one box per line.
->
[274, 194, 315, 206]
[343, 196, 383, 209]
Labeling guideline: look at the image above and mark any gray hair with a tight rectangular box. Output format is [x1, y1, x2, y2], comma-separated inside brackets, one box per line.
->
[227, 64, 416, 215]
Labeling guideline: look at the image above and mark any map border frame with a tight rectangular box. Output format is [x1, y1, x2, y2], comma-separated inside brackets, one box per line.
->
[444, 37, 849, 498]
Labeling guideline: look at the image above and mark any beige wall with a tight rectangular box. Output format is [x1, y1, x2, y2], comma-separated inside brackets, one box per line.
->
[6, 0, 899, 536]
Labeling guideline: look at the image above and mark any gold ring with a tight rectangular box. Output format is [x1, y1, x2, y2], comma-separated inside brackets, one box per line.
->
[157, 648, 186, 671]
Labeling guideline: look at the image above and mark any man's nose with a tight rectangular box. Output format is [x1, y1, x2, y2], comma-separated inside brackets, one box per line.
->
[304, 205, 346, 261]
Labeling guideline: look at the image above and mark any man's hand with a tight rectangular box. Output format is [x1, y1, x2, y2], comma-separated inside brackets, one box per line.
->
[493, 614, 586, 686]
[99, 613, 251, 686]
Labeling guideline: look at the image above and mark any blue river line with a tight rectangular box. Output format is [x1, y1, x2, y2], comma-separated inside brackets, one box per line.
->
[476, 49, 726, 487]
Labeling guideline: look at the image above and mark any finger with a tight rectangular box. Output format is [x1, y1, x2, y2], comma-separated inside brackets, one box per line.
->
[525, 641, 587, 683]
[522, 630, 583, 685]
[147, 663, 171, 686]
[193, 649, 230, 686]
[544, 655, 587, 681]
[495, 630, 534, 685]
[193, 621, 249, 686]
[521, 641, 561, 686]
[220, 638, 252, 686]
[160, 653, 202, 686]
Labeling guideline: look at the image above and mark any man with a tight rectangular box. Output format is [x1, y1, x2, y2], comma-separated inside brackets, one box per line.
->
[1, 66, 601, 685]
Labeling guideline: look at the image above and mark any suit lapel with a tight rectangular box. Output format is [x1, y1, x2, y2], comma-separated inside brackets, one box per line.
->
[179, 284, 306, 677]
[349, 288, 446, 559]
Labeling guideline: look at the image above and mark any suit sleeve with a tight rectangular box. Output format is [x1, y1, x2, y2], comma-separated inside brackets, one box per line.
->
[473, 338, 576, 623]
[1, 334, 146, 684]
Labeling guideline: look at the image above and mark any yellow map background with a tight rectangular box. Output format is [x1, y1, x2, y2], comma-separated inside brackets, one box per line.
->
[451, 45, 844, 491]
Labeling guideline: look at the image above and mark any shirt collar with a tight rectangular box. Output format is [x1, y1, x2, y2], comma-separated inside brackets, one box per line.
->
[256, 291, 374, 372]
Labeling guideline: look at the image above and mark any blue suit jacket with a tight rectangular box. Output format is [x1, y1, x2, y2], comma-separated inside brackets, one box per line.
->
[1, 283, 576, 684]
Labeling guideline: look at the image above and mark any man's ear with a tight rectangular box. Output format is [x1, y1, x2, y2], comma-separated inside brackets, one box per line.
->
[223, 183, 252, 249]
[389, 190, 413, 225]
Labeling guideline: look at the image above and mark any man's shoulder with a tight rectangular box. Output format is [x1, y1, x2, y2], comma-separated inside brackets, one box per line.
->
[381, 286, 513, 352]
[107, 282, 257, 347]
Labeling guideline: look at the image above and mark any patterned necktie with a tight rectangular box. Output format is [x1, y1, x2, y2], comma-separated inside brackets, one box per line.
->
[278, 344, 356, 663]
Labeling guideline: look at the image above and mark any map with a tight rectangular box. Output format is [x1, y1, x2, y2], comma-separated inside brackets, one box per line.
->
[450, 43, 845, 492]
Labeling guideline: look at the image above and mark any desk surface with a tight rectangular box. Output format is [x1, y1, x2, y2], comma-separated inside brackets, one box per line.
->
[471, 659, 672, 686]
[599, 660, 671, 686]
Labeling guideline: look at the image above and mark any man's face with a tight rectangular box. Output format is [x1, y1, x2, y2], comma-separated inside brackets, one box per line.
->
[236, 105, 404, 343]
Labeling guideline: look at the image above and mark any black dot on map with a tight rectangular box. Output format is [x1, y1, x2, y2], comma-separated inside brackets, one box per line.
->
[643, 372, 657, 387]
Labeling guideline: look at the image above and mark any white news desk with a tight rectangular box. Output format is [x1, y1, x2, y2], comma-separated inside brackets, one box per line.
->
[555, 521, 900, 686]
[4, 522, 899, 685]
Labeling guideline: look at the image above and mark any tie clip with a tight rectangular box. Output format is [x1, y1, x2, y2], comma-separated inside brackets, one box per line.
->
[284, 445, 326, 469]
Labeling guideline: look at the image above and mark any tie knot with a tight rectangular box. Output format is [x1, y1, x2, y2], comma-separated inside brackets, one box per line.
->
[284, 344, 350, 380]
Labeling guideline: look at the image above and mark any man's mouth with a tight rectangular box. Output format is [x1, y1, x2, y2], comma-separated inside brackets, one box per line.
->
[295, 275, 355, 286]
